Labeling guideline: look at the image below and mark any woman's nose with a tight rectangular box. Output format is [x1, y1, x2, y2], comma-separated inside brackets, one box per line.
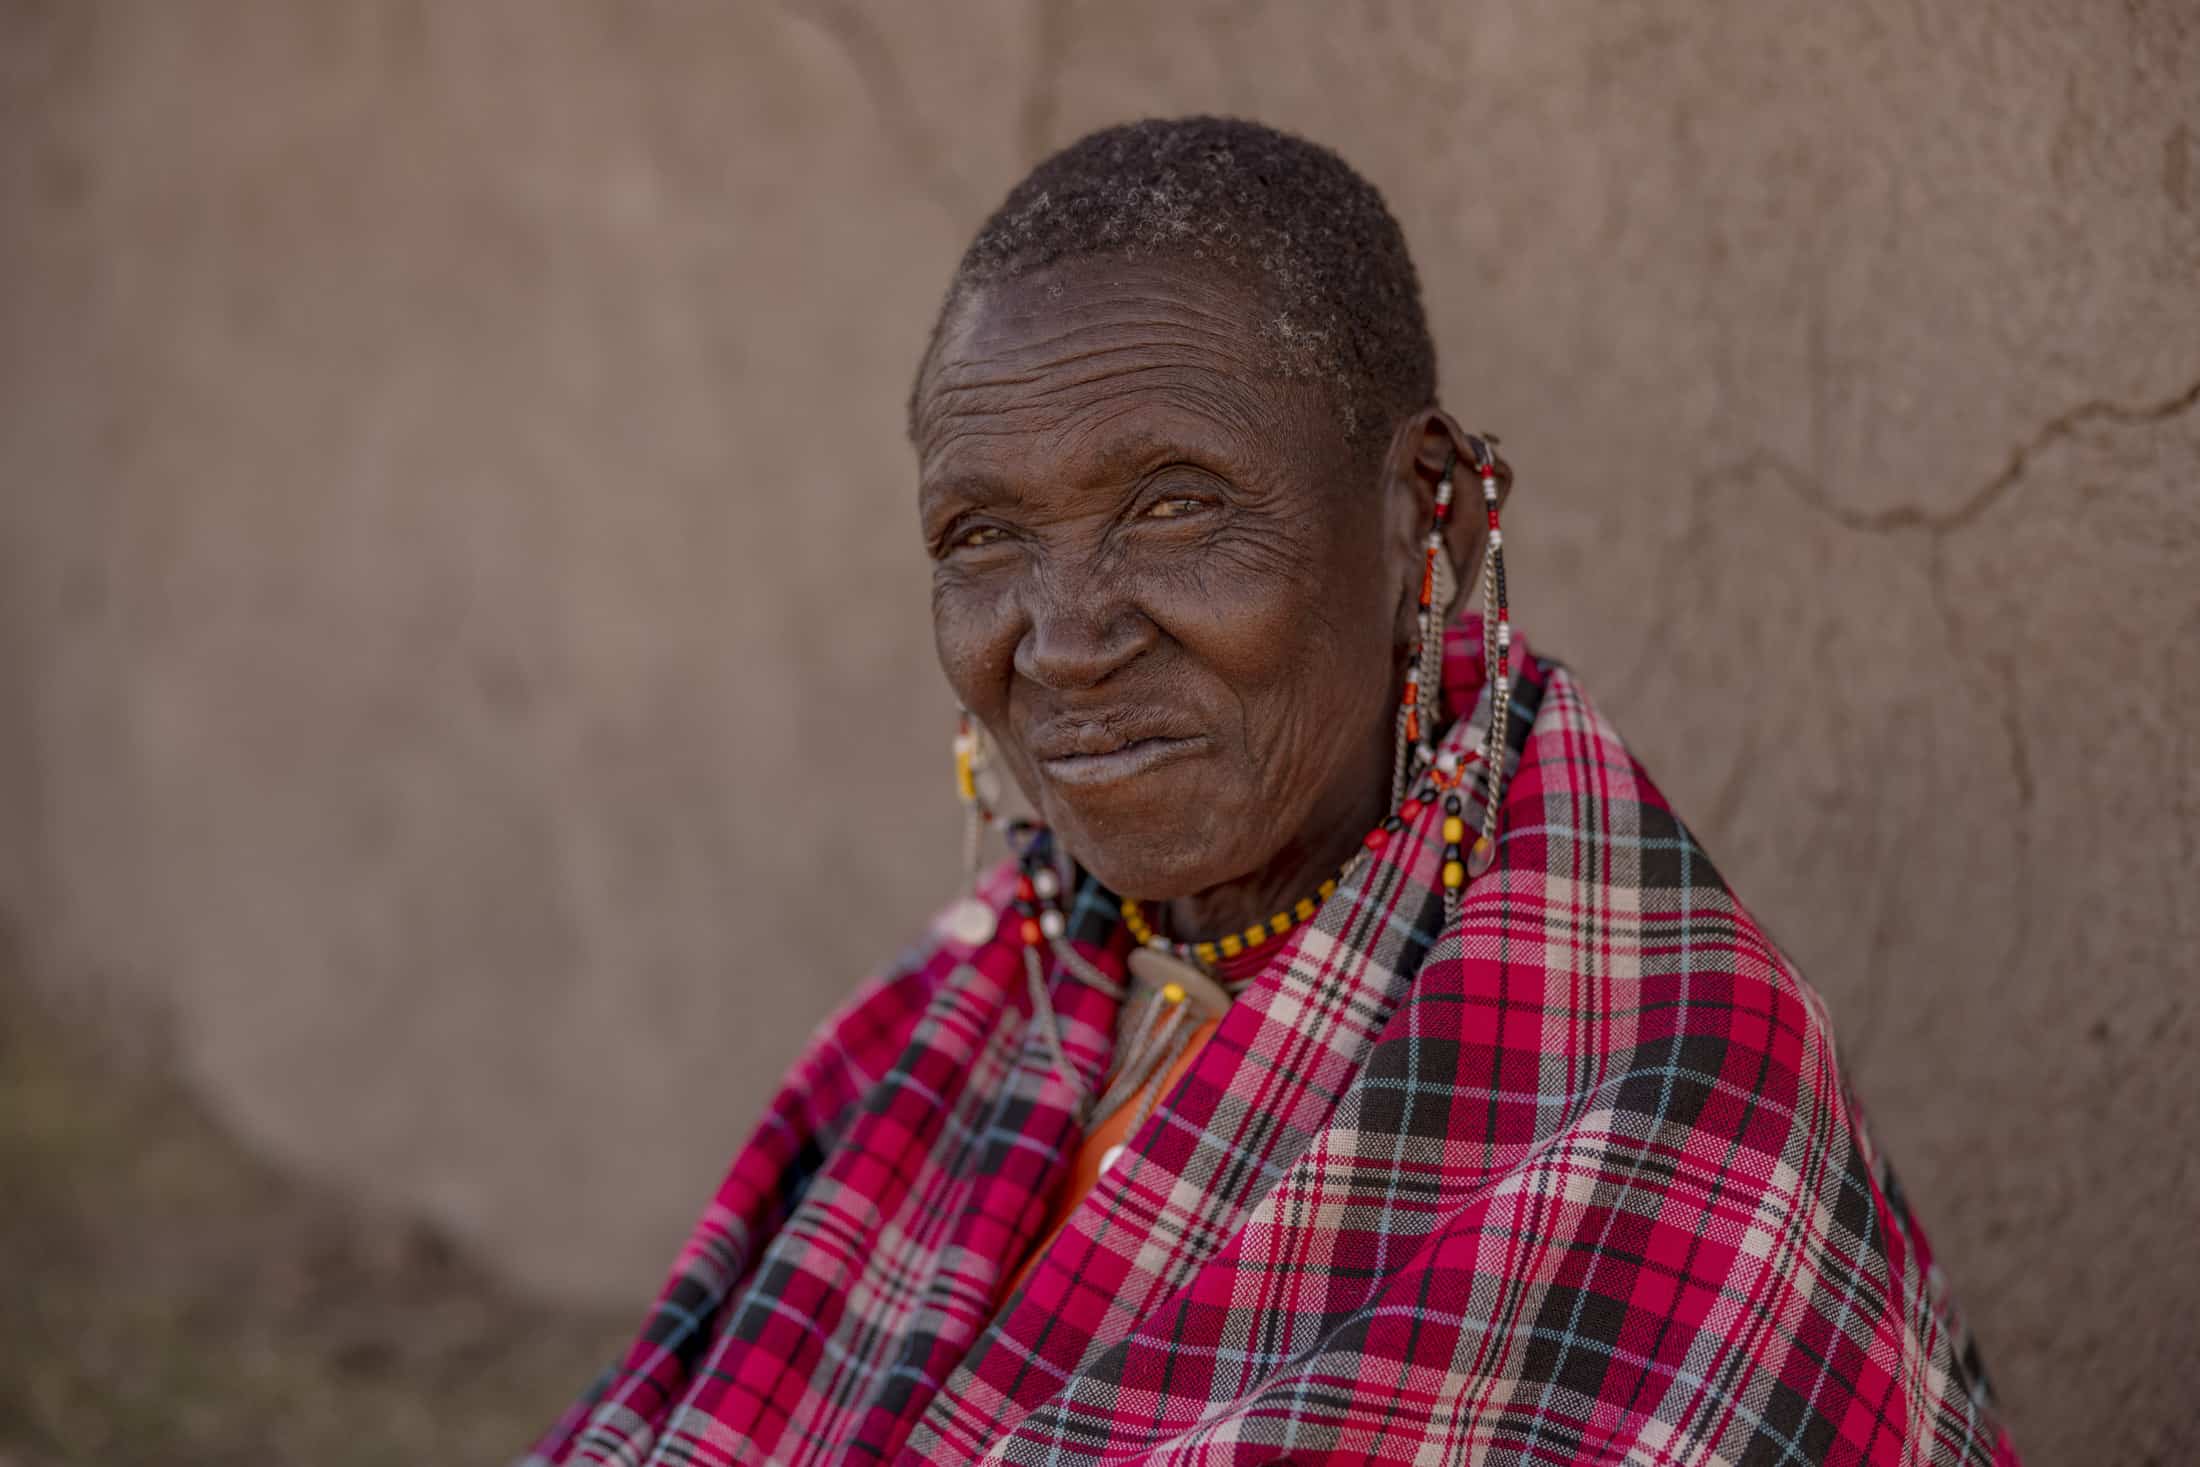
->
[1013, 567, 1157, 692]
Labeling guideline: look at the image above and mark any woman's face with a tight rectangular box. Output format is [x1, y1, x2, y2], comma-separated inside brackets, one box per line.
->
[914, 258, 1419, 908]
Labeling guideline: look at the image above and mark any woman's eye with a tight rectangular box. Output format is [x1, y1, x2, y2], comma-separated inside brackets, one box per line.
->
[956, 525, 1006, 550]
[1145, 496, 1206, 520]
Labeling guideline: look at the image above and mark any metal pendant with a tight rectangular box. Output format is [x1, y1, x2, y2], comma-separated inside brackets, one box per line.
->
[938, 896, 997, 947]
[1124, 946, 1234, 1022]
[1466, 834, 1497, 879]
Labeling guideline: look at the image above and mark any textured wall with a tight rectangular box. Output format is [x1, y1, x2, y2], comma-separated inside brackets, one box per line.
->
[3, 4, 2195, 1461]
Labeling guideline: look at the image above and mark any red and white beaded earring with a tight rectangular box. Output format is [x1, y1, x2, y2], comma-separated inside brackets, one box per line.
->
[1466, 434, 1511, 879]
[1393, 449, 1461, 804]
[1392, 435, 1514, 905]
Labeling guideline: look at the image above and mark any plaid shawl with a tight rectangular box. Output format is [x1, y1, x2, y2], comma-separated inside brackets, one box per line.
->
[528, 623, 2016, 1466]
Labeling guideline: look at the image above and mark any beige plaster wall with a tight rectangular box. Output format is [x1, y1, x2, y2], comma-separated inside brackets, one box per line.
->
[3, 4, 2195, 1460]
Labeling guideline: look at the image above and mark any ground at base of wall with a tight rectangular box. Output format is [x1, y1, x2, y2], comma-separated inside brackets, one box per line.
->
[0, 976, 624, 1467]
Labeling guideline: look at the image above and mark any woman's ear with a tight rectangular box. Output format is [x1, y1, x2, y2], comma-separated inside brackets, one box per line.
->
[1380, 411, 1443, 645]
[1393, 408, 1507, 601]
[1383, 407, 1514, 641]
[1385, 409, 1460, 527]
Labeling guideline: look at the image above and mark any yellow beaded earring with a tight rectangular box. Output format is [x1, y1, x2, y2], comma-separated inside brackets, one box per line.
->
[941, 710, 1002, 946]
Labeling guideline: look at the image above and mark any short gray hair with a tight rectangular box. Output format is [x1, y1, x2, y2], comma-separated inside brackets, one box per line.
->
[910, 116, 1438, 457]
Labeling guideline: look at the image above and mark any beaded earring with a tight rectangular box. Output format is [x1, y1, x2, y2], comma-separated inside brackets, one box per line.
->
[1393, 451, 1460, 804]
[1465, 434, 1511, 880]
[1390, 434, 1513, 920]
[953, 711, 988, 878]
[941, 711, 1003, 947]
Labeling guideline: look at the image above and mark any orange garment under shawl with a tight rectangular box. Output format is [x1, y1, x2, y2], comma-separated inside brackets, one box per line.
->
[997, 1017, 1221, 1306]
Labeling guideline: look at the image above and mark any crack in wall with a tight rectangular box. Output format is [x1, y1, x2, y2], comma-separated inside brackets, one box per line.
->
[1687, 373, 2200, 829]
[1763, 373, 2200, 537]
[1829, 373, 2200, 1056]
[1681, 376, 2200, 1056]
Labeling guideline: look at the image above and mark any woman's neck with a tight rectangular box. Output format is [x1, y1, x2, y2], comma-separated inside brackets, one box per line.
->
[1157, 718, 1396, 946]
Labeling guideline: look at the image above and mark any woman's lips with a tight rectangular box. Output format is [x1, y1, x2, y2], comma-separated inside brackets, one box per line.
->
[1037, 734, 1209, 788]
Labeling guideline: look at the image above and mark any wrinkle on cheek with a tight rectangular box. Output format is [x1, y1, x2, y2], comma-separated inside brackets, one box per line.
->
[1207, 522, 1321, 587]
[1217, 530, 1393, 794]
[930, 579, 1019, 709]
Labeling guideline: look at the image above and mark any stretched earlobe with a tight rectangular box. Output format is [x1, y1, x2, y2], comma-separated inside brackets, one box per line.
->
[1462, 434, 1513, 883]
[1384, 431, 1516, 910]
[1390, 446, 1458, 804]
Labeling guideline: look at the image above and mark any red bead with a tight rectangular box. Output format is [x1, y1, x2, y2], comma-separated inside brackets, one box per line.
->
[1018, 918, 1042, 946]
[1015, 875, 1036, 902]
[1402, 682, 1418, 705]
[1401, 798, 1425, 821]
[1364, 828, 1390, 852]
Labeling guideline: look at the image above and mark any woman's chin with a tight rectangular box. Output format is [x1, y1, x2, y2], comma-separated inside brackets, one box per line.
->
[1044, 808, 1237, 905]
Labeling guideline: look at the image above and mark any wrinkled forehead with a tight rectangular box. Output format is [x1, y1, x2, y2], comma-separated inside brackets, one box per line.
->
[914, 258, 1334, 490]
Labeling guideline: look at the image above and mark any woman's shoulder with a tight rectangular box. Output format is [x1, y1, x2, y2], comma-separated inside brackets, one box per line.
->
[1508, 657, 1829, 1028]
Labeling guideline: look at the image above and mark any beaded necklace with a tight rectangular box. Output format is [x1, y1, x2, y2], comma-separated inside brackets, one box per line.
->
[1117, 881, 1337, 966]
[1003, 732, 1501, 1135]
[1114, 741, 1492, 969]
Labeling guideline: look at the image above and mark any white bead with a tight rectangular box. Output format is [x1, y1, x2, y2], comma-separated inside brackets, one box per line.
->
[1487, 529, 1502, 550]
[1032, 867, 1061, 899]
[1039, 908, 1065, 939]
[1426, 531, 1444, 552]
[1436, 749, 1460, 775]
[1497, 622, 1512, 646]
[1147, 935, 1171, 951]
[1099, 1143, 1125, 1173]
[939, 897, 996, 947]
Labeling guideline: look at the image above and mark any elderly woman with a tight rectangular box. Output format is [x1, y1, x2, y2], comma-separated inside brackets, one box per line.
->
[530, 119, 2016, 1466]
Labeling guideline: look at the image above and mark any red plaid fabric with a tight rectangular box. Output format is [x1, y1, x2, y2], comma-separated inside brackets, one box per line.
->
[527, 623, 2016, 1466]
